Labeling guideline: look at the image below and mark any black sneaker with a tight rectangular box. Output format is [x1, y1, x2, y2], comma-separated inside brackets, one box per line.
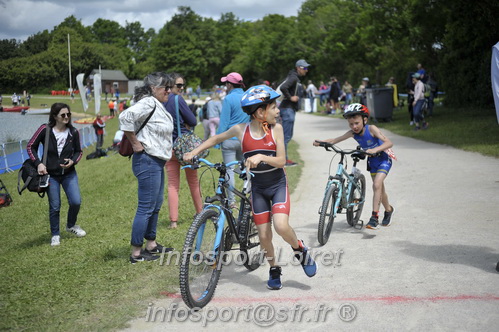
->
[382, 206, 394, 226]
[366, 216, 380, 230]
[143, 243, 174, 255]
[130, 251, 160, 264]
[267, 266, 283, 290]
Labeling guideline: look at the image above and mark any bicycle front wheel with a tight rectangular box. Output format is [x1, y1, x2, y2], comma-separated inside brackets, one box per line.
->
[318, 184, 338, 245]
[179, 209, 224, 309]
[346, 174, 366, 226]
[239, 215, 262, 271]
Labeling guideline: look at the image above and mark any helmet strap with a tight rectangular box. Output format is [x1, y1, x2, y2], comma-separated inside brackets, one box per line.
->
[254, 106, 270, 135]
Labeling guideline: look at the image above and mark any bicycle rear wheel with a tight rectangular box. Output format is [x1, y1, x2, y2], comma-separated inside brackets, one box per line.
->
[346, 174, 366, 226]
[179, 209, 224, 309]
[239, 214, 262, 271]
[318, 184, 338, 245]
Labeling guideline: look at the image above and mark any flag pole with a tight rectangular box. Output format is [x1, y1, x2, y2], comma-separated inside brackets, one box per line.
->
[68, 34, 72, 93]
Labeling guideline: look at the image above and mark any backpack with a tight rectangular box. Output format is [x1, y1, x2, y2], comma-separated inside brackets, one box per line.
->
[423, 83, 431, 98]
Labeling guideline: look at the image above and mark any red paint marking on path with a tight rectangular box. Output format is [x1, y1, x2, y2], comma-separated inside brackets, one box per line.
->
[159, 292, 499, 305]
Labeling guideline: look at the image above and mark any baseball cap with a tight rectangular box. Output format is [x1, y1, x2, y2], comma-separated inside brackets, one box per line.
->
[412, 73, 421, 79]
[296, 59, 311, 68]
[362, 77, 370, 81]
[221, 72, 245, 87]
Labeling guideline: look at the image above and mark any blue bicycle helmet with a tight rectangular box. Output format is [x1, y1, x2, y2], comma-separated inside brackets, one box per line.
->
[241, 85, 280, 115]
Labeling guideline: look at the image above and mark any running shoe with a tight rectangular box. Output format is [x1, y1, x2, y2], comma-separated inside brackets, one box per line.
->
[66, 225, 86, 237]
[267, 266, 283, 290]
[294, 240, 317, 277]
[382, 206, 394, 226]
[366, 217, 380, 230]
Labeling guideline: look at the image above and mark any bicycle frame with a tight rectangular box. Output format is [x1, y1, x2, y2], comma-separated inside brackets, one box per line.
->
[318, 143, 372, 218]
[183, 158, 252, 259]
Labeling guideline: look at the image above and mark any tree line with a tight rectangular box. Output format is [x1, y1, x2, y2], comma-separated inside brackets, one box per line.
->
[0, 0, 497, 108]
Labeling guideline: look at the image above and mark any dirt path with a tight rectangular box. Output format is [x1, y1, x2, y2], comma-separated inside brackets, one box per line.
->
[123, 112, 499, 331]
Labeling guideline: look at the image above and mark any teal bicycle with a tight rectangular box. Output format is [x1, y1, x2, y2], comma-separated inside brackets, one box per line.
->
[179, 158, 262, 309]
[315, 141, 376, 245]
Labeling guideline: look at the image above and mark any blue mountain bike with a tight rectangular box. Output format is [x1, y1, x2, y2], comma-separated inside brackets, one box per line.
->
[179, 158, 261, 309]
[315, 141, 375, 245]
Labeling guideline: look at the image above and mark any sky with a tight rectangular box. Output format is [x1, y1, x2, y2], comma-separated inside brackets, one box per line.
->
[0, 0, 305, 41]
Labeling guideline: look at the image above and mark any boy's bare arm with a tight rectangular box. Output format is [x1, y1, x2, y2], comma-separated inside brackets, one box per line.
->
[367, 125, 393, 153]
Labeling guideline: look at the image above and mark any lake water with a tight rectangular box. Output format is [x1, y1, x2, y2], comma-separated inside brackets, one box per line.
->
[0, 112, 90, 144]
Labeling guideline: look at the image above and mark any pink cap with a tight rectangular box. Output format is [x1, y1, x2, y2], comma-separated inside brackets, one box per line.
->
[221, 72, 245, 87]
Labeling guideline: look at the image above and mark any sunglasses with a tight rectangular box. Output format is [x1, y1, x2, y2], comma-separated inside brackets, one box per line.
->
[300, 66, 309, 70]
[175, 83, 185, 88]
[59, 113, 71, 118]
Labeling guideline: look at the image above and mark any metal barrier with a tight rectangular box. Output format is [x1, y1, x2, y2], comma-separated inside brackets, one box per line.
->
[0, 126, 97, 174]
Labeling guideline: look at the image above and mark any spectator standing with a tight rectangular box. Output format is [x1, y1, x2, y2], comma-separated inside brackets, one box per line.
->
[196, 85, 202, 98]
[411, 73, 429, 130]
[328, 77, 341, 114]
[27, 103, 85, 246]
[217, 72, 248, 206]
[357, 77, 370, 106]
[207, 95, 222, 136]
[163, 73, 203, 229]
[108, 99, 115, 117]
[416, 63, 427, 83]
[342, 81, 353, 107]
[26, 92, 31, 106]
[318, 81, 328, 106]
[200, 97, 211, 140]
[306, 80, 318, 112]
[11, 93, 18, 106]
[119, 72, 174, 263]
[279, 59, 310, 166]
[93, 114, 106, 150]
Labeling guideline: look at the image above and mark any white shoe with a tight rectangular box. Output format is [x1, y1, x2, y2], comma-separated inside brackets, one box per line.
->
[51, 235, 60, 246]
[66, 225, 87, 237]
[410, 121, 414, 126]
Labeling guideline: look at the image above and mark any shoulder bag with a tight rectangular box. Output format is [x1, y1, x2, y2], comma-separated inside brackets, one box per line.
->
[119, 105, 156, 157]
[172, 95, 208, 165]
[18, 125, 51, 197]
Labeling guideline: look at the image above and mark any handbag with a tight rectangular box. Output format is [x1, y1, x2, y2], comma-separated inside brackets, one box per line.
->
[18, 125, 50, 198]
[172, 95, 208, 165]
[119, 105, 156, 157]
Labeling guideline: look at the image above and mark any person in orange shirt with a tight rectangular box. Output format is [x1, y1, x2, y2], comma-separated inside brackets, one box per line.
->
[108, 99, 115, 117]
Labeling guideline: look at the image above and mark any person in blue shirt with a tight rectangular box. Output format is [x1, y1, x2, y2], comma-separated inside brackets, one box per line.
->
[313, 103, 395, 229]
[216, 72, 249, 207]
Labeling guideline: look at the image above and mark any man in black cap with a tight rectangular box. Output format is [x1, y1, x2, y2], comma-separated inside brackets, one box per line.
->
[279, 59, 310, 166]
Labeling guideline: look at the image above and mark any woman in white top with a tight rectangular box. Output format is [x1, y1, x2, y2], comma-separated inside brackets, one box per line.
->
[411, 73, 429, 130]
[119, 72, 175, 264]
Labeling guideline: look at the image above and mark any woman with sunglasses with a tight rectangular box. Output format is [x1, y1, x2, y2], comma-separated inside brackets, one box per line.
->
[163, 73, 203, 229]
[119, 72, 175, 263]
[27, 103, 85, 246]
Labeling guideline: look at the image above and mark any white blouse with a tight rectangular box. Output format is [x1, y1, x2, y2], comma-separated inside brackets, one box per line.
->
[119, 96, 174, 161]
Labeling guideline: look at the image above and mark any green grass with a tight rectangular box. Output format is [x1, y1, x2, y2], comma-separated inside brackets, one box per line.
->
[314, 99, 499, 158]
[0, 96, 302, 331]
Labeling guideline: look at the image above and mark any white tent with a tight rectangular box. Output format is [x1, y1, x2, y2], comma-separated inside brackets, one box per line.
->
[492, 42, 499, 124]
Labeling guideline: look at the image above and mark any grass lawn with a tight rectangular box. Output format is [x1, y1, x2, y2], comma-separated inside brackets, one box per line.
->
[0, 95, 302, 331]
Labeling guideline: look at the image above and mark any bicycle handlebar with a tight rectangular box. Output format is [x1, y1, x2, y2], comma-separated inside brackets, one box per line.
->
[314, 141, 379, 157]
[182, 156, 254, 177]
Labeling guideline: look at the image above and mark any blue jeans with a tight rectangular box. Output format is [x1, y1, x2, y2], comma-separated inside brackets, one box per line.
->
[221, 139, 243, 205]
[413, 99, 426, 124]
[279, 107, 295, 160]
[131, 152, 166, 247]
[47, 171, 81, 236]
